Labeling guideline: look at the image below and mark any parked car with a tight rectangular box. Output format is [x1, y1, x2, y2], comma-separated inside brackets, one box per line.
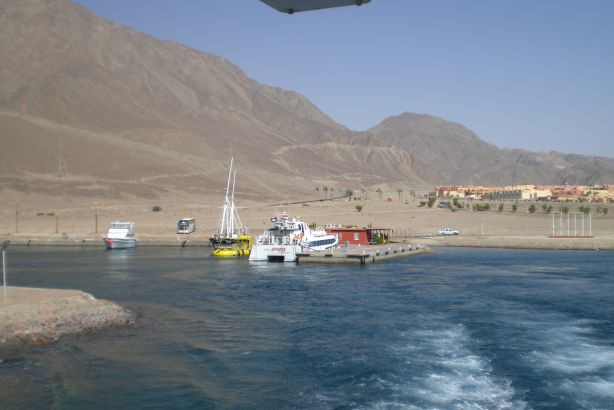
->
[439, 227, 460, 235]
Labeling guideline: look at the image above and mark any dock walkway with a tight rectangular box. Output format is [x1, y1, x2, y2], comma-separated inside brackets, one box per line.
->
[297, 243, 431, 265]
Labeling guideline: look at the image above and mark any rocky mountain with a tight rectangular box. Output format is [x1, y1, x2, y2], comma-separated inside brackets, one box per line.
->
[368, 113, 614, 186]
[0, 0, 612, 206]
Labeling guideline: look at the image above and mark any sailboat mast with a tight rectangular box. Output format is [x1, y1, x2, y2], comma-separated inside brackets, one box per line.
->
[217, 157, 233, 237]
[229, 170, 237, 236]
[226, 157, 234, 193]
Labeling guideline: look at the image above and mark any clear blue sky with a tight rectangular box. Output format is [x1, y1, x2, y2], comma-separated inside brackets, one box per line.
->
[73, 0, 614, 157]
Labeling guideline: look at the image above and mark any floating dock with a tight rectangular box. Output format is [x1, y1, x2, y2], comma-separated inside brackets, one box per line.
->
[296, 243, 431, 265]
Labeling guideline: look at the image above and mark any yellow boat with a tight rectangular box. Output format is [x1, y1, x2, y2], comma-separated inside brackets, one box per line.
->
[210, 157, 253, 257]
[212, 235, 253, 257]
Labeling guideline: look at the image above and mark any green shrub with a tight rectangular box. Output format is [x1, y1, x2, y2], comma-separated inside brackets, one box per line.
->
[453, 198, 463, 209]
[309, 222, 317, 229]
[355, 205, 363, 212]
[427, 197, 436, 208]
[512, 204, 518, 212]
[528, 204, 536, 213]
[498, 204, 504, 212]
[152, 205, 162, 212]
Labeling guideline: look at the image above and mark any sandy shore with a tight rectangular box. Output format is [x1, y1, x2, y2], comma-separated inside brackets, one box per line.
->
[1, 196, 613, 250]
[0, 287, 136, 346]
[421, 235, 614, 250]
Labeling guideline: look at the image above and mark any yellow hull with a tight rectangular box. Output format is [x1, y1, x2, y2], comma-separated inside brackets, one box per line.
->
[212, 247, 251, 257]
[211, 235, 253, 257]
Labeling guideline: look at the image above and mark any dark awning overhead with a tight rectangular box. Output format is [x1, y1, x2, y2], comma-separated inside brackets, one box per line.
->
[260, 0, 370, 14]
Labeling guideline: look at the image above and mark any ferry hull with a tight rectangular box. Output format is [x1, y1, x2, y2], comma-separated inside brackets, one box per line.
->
[104, 238, 137, 249]
[249, 244, 300, 262]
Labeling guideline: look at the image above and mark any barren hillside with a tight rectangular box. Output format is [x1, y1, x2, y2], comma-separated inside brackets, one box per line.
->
[0, 0, 612, 210]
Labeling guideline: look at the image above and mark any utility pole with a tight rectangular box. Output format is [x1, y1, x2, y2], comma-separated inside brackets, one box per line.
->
[15, 202, 19, 234]
[552, 212, 555, 236]
[324, 150, 328, 178]
[57, 141, 65, 177]
[2, 241, 9, 303]
[55, 214, 59, 234]
[589, 211, 592, 236]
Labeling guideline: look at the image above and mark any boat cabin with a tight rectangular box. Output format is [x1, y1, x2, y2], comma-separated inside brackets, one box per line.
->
[107, 222, 136, 239]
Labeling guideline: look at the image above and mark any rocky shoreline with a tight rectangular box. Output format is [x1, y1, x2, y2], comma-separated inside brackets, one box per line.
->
[0, 287, 136, 346]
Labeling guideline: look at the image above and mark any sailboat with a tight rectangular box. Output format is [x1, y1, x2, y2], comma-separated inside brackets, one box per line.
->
[210, 157, 253, 256]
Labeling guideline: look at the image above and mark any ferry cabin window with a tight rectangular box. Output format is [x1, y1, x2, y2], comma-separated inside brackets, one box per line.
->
[310, 239, 335, 247]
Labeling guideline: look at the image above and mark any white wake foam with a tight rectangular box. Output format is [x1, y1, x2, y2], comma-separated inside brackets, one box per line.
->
[365, 324, 527, 410]
[526, 319, 614, 406]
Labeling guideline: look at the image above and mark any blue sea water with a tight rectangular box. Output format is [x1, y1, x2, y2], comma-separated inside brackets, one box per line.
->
[1, 247, 613, 409]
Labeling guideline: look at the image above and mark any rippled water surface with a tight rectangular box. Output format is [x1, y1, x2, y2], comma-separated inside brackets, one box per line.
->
[1, 247, 614, 409]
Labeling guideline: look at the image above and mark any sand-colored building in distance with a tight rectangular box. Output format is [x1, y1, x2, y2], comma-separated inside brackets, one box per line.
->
[435, 184, 614, 203]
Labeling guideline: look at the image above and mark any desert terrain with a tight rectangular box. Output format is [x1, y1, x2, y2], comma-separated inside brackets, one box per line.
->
[1, 0, 613, 251]
[1, 192, 613, 250]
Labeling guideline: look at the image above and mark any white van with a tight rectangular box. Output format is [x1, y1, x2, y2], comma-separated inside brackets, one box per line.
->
[177, 218, 196, 234]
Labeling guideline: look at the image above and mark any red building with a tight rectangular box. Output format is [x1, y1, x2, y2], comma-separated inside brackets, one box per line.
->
[325, 227, 392, 246]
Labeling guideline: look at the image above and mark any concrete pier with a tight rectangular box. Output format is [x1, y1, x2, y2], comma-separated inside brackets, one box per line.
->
[297, 243, 431, 265]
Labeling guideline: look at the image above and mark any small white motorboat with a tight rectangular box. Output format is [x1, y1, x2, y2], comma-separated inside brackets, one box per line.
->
[104, 221, 137, 249]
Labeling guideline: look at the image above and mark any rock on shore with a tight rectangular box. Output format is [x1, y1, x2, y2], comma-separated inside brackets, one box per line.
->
[0, 287, 136, 346]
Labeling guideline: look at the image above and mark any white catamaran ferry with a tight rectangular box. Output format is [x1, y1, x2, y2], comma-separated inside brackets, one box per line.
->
[249, 212, 338, 262]
[104, 221, 137, 249]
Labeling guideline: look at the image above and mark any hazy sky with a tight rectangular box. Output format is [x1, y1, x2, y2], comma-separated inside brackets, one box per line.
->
[73, 0, 614, 157]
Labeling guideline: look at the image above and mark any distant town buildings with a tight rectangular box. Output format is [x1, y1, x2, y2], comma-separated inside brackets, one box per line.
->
[434, 184, 614, 203]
